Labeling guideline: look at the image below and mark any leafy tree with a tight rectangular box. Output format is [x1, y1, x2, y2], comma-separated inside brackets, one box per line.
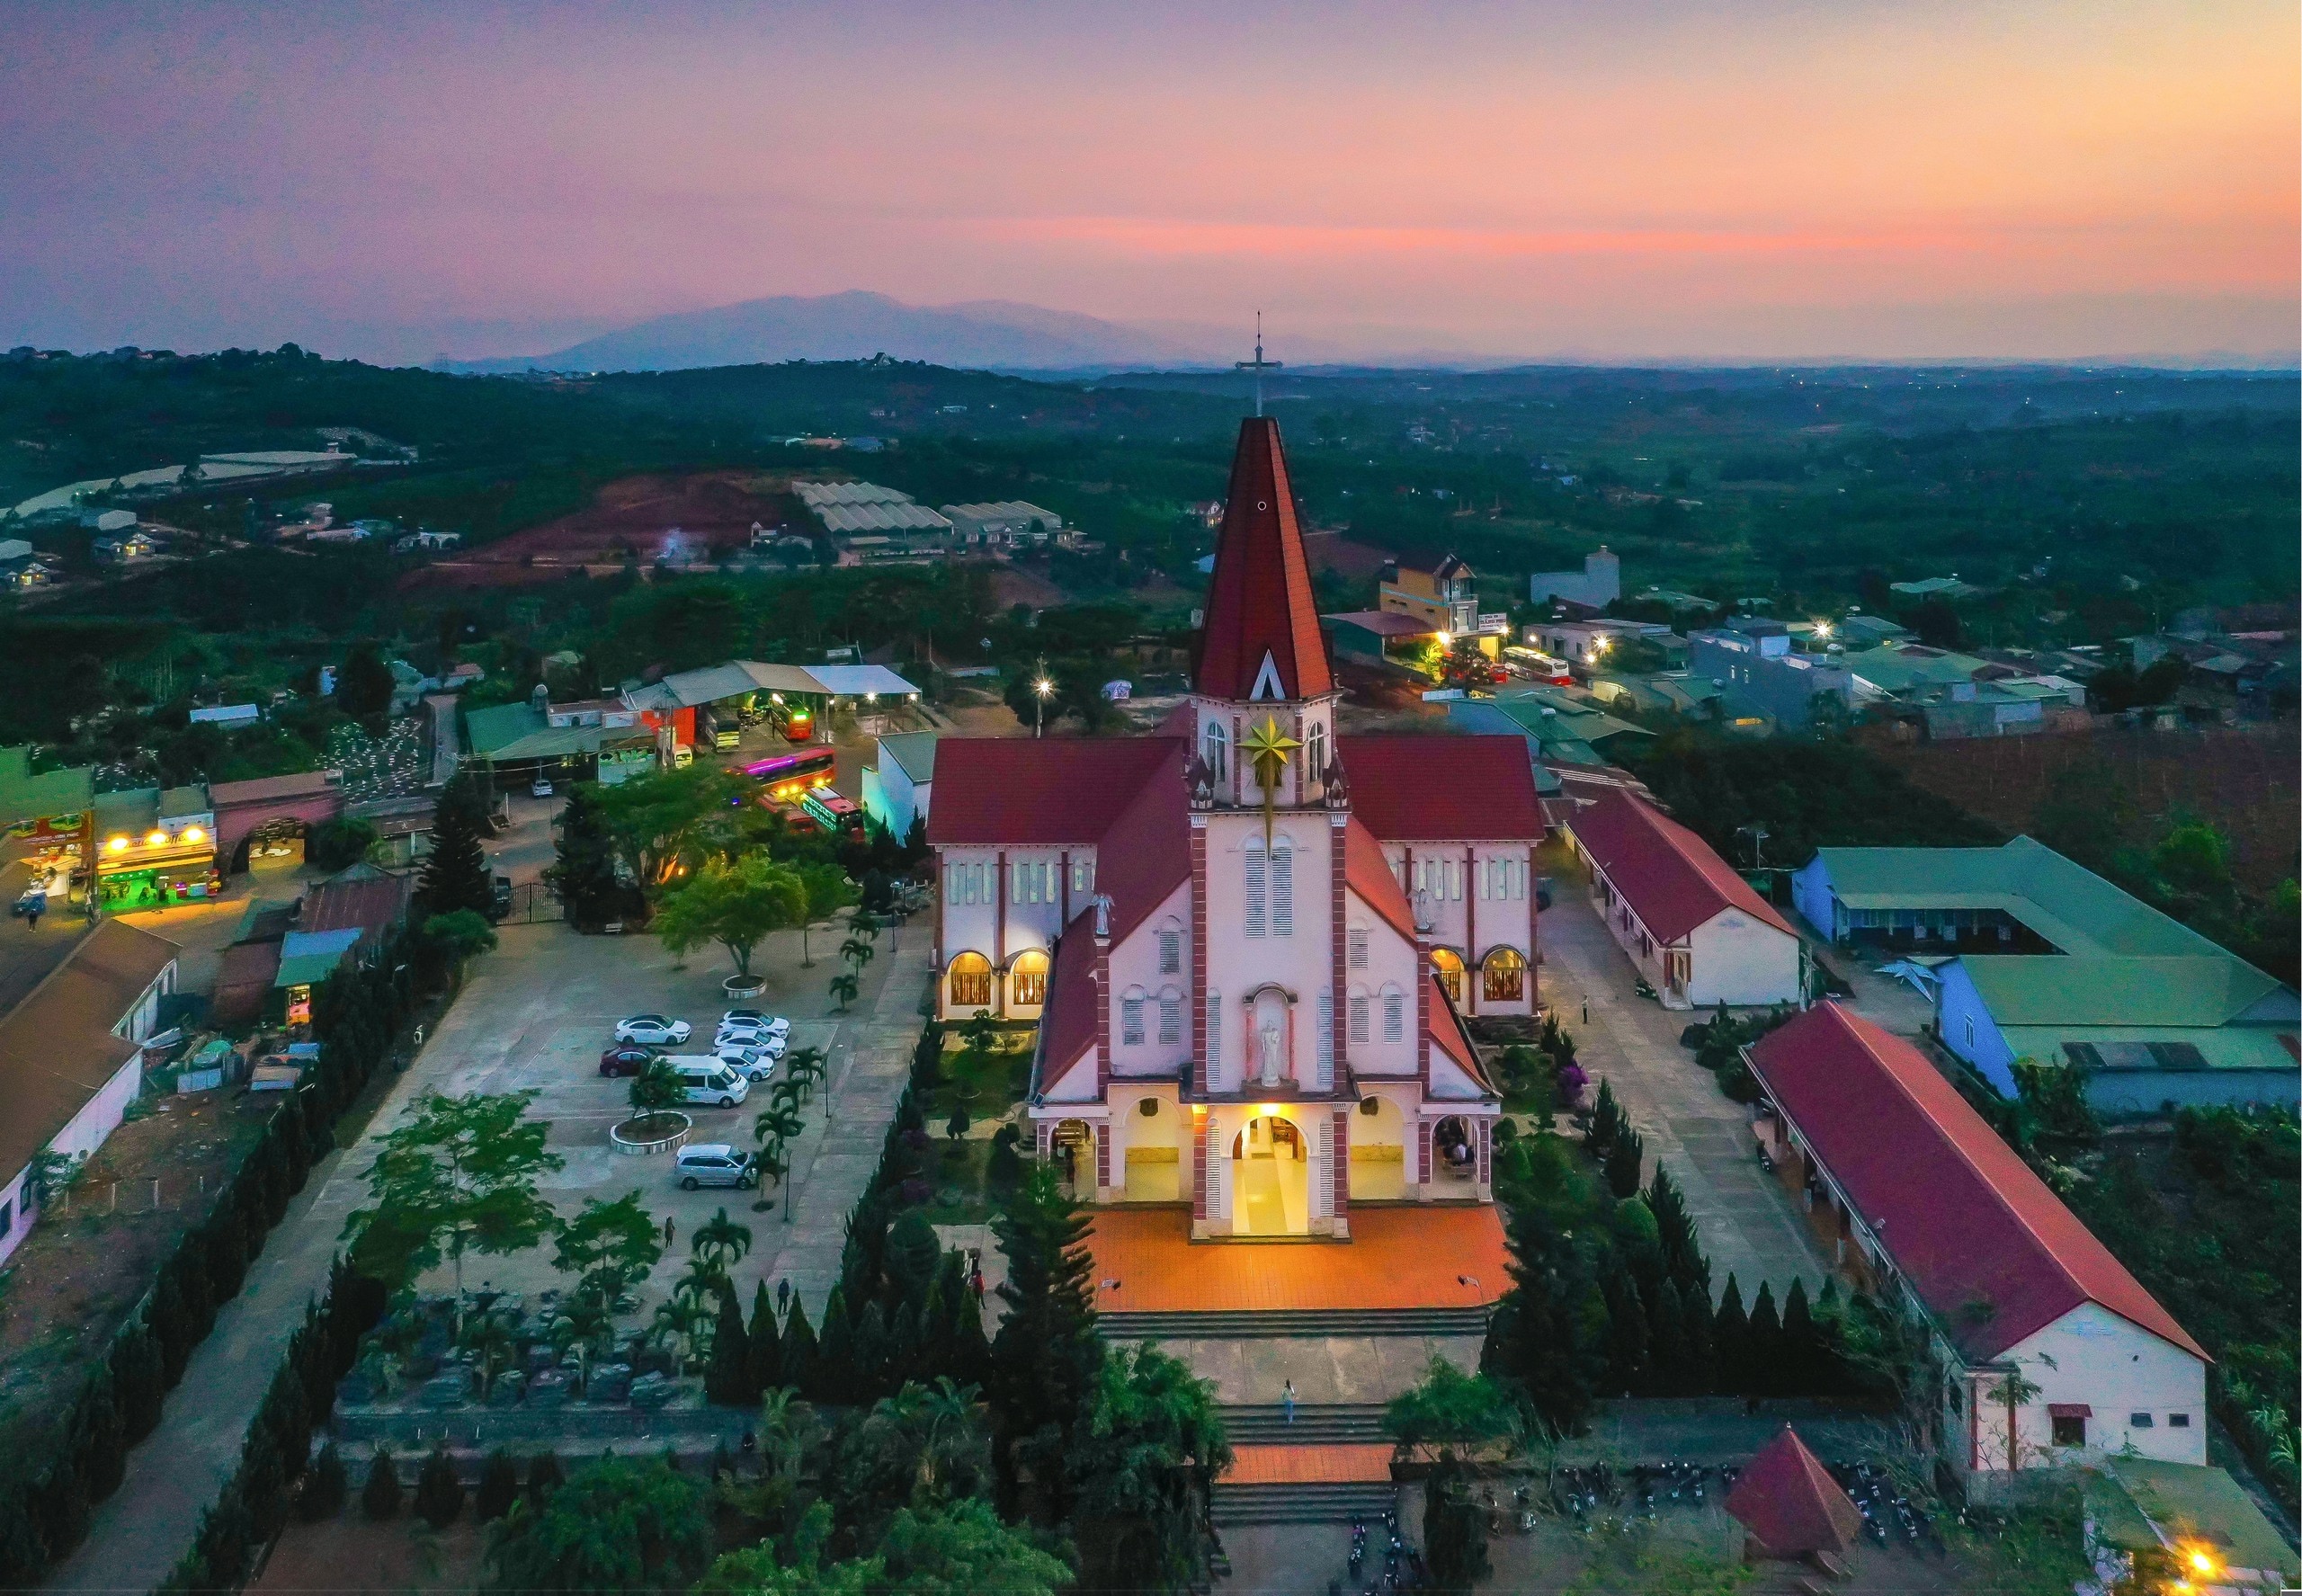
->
[551, 1191, 663, 1351]
[695, 1497, 1070, 1596]
[793, 861, 859, 967]
[1387, 1360, 1521, 1595]
[1060, 1344, 1231, 1594]
[483, 1456, 712, 1596]
[307, 816, 379, 871]
[361, 1449, 402, 1520]
[417, 772, 495, 920]
[654, 853, 808, 979]
[415, 1446, 465, 1529]
[594, 764, 758, 887]
[524, 1451, 566, 1508]
[423, 908, 498, 968]
[342, 1090, 564, 1314]
[336, 642, 395, 719]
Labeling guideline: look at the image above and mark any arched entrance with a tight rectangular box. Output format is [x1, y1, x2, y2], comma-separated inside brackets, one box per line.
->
[1228, 1113, 1310, 1236]
[236, 816, 307, 876]
[1350, 1095, 1407, 1201]
[1008, 950, 1049, 1015]
[1432, 1115, 1478, 1189]
[1049, 1119, 1093, 1200]
[946, 952, 993, 1014]
[1481, 946, 1526, 1003]
[1431, 948, 1466, 1005]
[1121, 1095, 1183, 1201]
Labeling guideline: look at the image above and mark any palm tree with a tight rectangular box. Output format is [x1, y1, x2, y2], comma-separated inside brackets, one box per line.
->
[770, 1076, 806, 1118]
[839, 934, 876, 978]
[828, 971, 859, 1012]
[756, 1386, 817, 1482]
[783, 1047, 826, 1103]
[691, 1208, 754, 1280]
[871, 1377, 984, 1493]
[754, 1103, 804, 1157]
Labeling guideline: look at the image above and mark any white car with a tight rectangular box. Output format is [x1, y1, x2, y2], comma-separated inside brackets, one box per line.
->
[719, 1011, 790, 1037]
[717, 1027, 786, 1061]
[614, 1014, 691, 1046]
[531, 777, 556, 798]
[717, 1016, 788, 1043]
[714, 1043, 778, 1082]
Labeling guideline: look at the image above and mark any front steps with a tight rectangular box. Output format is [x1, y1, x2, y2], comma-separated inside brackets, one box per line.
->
[1102, 1305, 1491, 1340]
[1221, 1404, 1389, 1444]
[1211, 1478, 1399, 1527]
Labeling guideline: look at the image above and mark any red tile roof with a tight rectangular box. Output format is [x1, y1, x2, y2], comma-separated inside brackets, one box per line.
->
[1344, 817, 1416, 941]
[1087, 741, 1192, 948]
[1427, 975, 1491, 1090]
[300, 866, 414, 948]
[1562, 786, 1793, 942]
[1193, 418, 1334, 702]
[1747, 1003, 2206, 1363]
[1725, 1425, 1862, 1557]
[1036, 909, 1102, 1092]
[1338, 735, 1543, 841]
[924, 736, 1180, 847]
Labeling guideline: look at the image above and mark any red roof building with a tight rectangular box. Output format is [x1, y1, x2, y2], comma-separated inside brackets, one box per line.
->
[1558, 786, 1804, 1009]
[1747, 1003, 2208, 1476]
[1724, 1425, 1862, 1558]
[928, 412, 1539, 1242]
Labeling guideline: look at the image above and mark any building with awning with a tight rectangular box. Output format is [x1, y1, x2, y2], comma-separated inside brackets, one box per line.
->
[91, 785, 219, 909]
[275, 926, 364, 1027]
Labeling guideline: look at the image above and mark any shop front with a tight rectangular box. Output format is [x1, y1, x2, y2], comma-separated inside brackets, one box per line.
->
[94, 787, 220, 911]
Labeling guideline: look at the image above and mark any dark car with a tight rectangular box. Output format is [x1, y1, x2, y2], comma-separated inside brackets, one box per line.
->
[488, 874, 514, 921]
[599, 1044, 656, 1077]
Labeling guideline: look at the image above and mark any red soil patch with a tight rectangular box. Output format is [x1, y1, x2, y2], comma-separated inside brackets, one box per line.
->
[406, 471, 803, 590]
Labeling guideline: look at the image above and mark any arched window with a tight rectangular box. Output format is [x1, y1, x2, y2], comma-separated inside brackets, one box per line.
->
[1431, 948, 1466, 1003]
[1481, 946, 1526, 1003]
[1347, 985, 1370, 1045]
[1157, 985, 1183, 1045]
[1304, 721, 1329, 785]
[1120, 985, 1147, 1046]
[1201, 719, 1228, 782]
[1011, 949, 1050, 1008]
[1156, 920, 1182, 975]
[948, 952, 993, 1010]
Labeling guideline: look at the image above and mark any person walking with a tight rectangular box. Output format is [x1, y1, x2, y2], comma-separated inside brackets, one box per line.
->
[1281, 1378, 1297, 1425]
[664, 1215, 676, 1249]
[776, 1277, 791, 1315]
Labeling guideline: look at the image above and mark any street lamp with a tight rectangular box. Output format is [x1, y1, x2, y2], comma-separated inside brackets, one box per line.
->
[1032, 659, 1054, 739]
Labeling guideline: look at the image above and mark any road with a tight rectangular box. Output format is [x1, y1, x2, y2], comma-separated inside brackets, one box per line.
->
[45, 909, 929, 1596]
[1533, 861, 1831, 1303]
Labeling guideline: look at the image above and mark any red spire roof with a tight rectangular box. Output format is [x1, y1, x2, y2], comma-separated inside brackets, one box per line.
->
[1725, 1425, 1863, 1557]
[1193, 416, 1334, 702]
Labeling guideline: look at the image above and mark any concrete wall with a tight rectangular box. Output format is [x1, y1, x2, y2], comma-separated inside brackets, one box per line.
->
[0, 1049, 143, 1268]
[1685, 911, 1803, 1007]
[1789, 856, 1840, 940]
[1959, 1303, 2208, 1473]
[1935, 959, 2020, 1097]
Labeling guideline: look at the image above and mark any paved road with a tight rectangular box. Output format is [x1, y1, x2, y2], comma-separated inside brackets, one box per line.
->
[45, 913, 928, 1595]
[1535, 874, 1829, 1304]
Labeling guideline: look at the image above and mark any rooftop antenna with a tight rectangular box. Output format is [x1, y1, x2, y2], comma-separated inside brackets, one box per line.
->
[1236, 311, 1281, 417]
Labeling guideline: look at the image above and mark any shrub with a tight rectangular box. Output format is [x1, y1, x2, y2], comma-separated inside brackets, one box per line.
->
[475, 1450, 520, 1522]
[361, 1449, 402, 1520]
[414, 1446, 463, 1529]
[299, 1444, 348, 1521]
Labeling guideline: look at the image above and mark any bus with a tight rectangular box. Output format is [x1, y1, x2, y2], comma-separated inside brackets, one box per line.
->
[745, 747, 837, 805]
[800, 789, 864, 836]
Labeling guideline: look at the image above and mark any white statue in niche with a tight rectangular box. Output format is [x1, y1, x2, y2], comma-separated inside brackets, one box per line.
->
[1251, 990, 1289, 1089]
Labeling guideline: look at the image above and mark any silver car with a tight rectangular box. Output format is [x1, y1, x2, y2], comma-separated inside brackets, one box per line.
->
[674, 1145, 758, 1190]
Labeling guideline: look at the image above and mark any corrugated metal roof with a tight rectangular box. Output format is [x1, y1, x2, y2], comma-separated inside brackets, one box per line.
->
[877, 731, 938, 783]
[1958, 955, 2284, 1029]
[794, 481, 913, 507]
[0, 921, 177, 1181]
[807, 664, 919, 698]
[814, 503, 950, 534]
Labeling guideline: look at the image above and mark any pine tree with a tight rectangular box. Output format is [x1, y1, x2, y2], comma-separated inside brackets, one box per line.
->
[416, 771, 495, 920]
[888, 1298, 924, 1388]
[1602, 1272, 1651, 1395]
[1650, 1280, 1690, 1397]
[1584, 1080, 1619, 1156]
[744, 1281, 782, 1396]
[299, 1444, 349, 1521]
[852, 1300, 890, 1399]
[838, 1197, 892, 1307]
[546, 785, 625, 930]
[37, 1457, 90, 1563]
[1482, 1206, 1602, 1433]
[1683, 1279, 1718, 1395]
[811, 1286, 853, 1404]
[779, 1293, 820, 1396]
[414, 1446, 463, 1529]
[361, 1449, 402, 1520]
[474, 1450, 520, 1522]
[70, 1373, 126, 1502]
[1713, 1275, 1751, 1396]
[1781, 1279, 1821, 1396]
[1747, 1282, 1785, 1399]
[882, 1209, 941, 1308]
[1603, 1127, 1644, 1199]
[990, 1164, 1103, 1454]
[1646, 1165, 1711, 1305]
[705, 1286, 752, 1406]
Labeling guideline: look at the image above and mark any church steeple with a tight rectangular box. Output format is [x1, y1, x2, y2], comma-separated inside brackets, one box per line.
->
[1191, 415, 1334, 704]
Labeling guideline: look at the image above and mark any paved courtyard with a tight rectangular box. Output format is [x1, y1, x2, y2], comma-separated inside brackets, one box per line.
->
[1533, 860, 1831, 1303]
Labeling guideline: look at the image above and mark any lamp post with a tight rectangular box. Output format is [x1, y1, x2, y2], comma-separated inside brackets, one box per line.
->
[1032, 658, 1054, 739]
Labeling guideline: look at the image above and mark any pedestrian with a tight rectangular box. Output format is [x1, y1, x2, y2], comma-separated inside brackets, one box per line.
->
[776, 1277, 790, 1315]
[664, 1215, 676, 1248]
[970, 1262, 986, 1301]
[1580, 1000, 1588, 1024]
[23, 900, 39, 932]
[1281, 1378, 1296, 1424]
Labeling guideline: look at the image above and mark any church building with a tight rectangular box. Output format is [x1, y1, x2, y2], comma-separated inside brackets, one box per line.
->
[929, 415, 1543, 1239]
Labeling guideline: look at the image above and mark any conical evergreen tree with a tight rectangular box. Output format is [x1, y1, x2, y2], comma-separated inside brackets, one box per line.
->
[883, 1211, 941, 1309]
[990, 1164, 1102, 1457]
[852, 1300, 891, 1399]
[780, 1293, 820, 1397]
[744, 1281, 782, 1396]
[1650, 1279, 1690, 1397]
[474, 1450, 520, 1522]
[1713, 1274, 1751, 1396]
[705, 1285, 752, 1405]
[1683, 1279, 1718, 1395]
[804, 1287, 846, 1403]
[1646, 1164, 1711, 1304]
[414, 1446, 464, 1529]
[1781, 1279, 1821, 1396]
[1584, 1080, 1619, 1156]
[361, 1449, 402, 1520]
[932, 1251, 969, 1342]
[416, 771, 495, 919]
[1482, 1206, 1602, 1433]
[952, 1273, 994, 1388]
[1747, 1281, 1785, 1399]
[1602, 1272, 1651, 1395]
[544, 785, 624, 930]
[1603, 1127, 1645, 1199]
[838, 1199, 891, 1307]
[888, 1298, 924, 1388]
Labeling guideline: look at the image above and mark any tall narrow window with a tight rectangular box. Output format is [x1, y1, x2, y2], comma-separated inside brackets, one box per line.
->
[1121, 995, 1146, 1046]
[1381, 986, 1405, 1043]
[1349, 991, 1370, 1044]
[1348, 926, 1370, 969]
[1157, 991, 1182, 1045]
[1206, 990, 1222, 1065]
[1244, 842, 1267, 939]
[1477, 859, 1492, 900]
[1011, 862, 1023, 904]
[1157, 929, 1181, 974]
[1201, 720, 1228, 782]
[1316, 992, 1334, 1087]
[1304, 721, 1328, 785]
[1271, 841, 1294, 937]
[1072, 858, 1094, 896]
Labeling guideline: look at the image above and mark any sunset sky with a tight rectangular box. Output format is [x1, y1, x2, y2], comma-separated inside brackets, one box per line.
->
[4, 0, 2296, 364]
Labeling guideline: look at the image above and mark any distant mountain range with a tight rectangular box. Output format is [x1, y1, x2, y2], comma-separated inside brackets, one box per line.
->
[434, 291, 1234, 374]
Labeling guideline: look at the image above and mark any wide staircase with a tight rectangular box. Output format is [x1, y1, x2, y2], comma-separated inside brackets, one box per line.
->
[1102, 1304, 1491, 1340]
[1221, 1403, 1389, 1445]
[1209, 1404, 1398, 1526]
[1211, 1475, 1398, 1527]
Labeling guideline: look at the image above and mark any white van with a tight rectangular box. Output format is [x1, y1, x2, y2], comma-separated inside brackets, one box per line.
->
[662, 1056, 749, 1108]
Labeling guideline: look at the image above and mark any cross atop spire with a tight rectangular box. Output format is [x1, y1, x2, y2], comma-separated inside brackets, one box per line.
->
[1235, 311, 1283, 417]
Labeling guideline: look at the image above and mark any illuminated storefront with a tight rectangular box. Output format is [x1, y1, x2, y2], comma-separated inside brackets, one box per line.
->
[93, 787, 220, 910]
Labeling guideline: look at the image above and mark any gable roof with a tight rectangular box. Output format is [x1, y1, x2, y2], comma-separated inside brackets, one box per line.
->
[876, 731, 939, 784]
[0, 745, 94, 828]
[1746, 1003, 2205, 1363]
[1725, 1426, 1863, 1556]
[924, 736, 1182, 847]
[1958, 955, 2288, 1029]
[1339, 735, 1543, 842]
[0, 921, 177, 1181]
[299, 865, 414, 949]
[1193, 417, 1334, 702]
[1563, 787, 1794, 943]
[1344, 818, 1417, 941]
[1034, 910, 1102, 1092]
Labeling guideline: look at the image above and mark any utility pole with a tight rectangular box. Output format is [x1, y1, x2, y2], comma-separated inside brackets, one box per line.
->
[1031, 656, 1054, 739]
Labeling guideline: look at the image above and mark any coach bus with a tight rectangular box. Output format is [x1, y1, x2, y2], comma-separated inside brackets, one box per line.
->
[745, 747, 838, 805]
[799, 789, 865, 836]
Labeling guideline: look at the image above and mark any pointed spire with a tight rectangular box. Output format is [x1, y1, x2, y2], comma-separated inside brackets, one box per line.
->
[1192, 416, 1334, 702]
